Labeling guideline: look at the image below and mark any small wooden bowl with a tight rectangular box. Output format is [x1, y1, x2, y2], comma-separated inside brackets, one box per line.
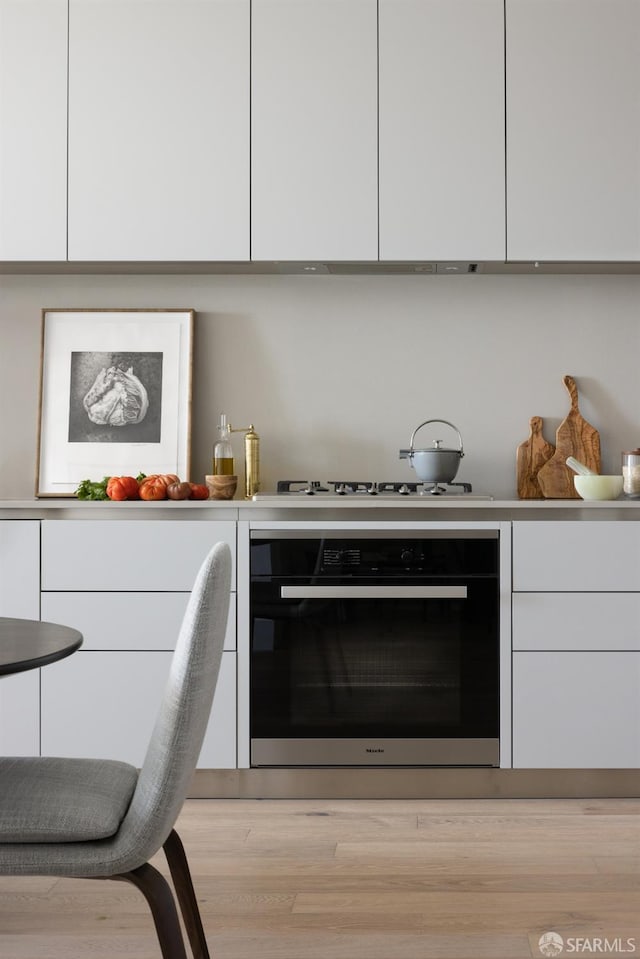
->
[206, 474, 238, 500]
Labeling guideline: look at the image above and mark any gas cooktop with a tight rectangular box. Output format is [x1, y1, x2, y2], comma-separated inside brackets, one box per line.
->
[253, 480, 493, 500]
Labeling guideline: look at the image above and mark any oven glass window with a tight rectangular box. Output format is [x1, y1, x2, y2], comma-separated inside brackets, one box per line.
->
[258, 601, 463, 732]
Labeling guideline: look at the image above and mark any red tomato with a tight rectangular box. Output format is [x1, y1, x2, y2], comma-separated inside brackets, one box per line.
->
[157, 473, 180, 486]
[139, 476, 169, 501]
[106, 476, 140, 501]
[188, 483, 210, 500]
[166, 481, 192, 500]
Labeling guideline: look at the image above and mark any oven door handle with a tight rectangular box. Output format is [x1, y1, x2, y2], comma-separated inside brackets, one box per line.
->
[280, 585, 467, 599]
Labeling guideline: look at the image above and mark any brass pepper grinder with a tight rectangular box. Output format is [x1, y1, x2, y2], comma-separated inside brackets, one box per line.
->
[229, 423, 260, 498]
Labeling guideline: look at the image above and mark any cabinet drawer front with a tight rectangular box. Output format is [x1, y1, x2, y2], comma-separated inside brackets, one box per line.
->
[41, 651, 171, 764]
[513, 593, 640, 651]
[0, 520, 40, 618]
[513, 522, 640, 591]
[41, 592, 236, 652]
[513, 651, 640, 768]
[0, 671, 39, 756]
[198, 653, 237, 769]
[41, 520, 236, 590]
[41, 650, 236, 768]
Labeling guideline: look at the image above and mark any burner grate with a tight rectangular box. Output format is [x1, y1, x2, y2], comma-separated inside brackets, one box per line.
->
[421, 481, 473, 495]
[274, 479, 474, 496]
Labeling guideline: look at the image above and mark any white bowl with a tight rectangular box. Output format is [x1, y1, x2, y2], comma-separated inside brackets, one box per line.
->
[574, 475, 623, 500]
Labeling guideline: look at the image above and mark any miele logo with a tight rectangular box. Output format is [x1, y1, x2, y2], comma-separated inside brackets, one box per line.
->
[365, 747, 385, 753]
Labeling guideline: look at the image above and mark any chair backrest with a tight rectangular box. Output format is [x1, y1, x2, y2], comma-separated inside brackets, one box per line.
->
[107, 541, 232, 871]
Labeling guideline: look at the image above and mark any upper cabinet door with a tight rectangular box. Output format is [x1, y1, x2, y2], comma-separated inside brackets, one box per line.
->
[0, 0, 67, 260]
[251, 0, 378, 261]
[379, 0, 505, 261]
[68, 0, 249, 261]
[507, 0, 640, 261]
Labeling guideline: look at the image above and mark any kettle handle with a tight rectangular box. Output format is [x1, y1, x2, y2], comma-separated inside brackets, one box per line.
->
[408, 419, 464, 456]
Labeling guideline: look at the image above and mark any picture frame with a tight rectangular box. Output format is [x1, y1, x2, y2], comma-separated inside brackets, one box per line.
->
[36, 308, 194, 497]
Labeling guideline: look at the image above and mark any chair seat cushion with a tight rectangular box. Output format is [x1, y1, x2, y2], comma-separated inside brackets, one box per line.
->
[0, 757, 138, 842]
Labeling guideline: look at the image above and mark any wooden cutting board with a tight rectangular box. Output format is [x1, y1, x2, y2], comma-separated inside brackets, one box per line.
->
[536, 375, 601, 499]
[516, 416, 555, 499]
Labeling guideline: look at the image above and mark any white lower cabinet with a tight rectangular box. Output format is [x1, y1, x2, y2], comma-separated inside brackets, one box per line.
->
[512, 592, 640, 653]
[40, 520, 237, 769]
[41, 649, 236, 769]
[0, 670, 40, 756]
[0, 521, 40, 755]
[11, 514, 640, 772]
[512, 521, 640, 592]
[512, 522, 640, 769]
[0, 520, 40, 617]
[41, 520, 237, 591]
[513, 651, 640, 768]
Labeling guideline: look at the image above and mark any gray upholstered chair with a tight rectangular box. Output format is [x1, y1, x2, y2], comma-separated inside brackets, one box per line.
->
[0, 541, 232, 959]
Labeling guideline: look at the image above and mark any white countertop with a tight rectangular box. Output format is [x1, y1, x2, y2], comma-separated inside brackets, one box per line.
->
[0, 495, 638, 521]
[247, 494, 639, 510]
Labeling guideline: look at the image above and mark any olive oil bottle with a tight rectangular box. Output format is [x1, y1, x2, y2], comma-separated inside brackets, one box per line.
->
[213, 413, 234, 475]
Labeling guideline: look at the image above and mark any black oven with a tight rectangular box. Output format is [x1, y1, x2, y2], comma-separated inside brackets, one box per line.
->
[249, 529, 500, 767]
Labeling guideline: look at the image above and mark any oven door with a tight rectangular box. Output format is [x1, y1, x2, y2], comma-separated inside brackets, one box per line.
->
[250, 531, 500, 767]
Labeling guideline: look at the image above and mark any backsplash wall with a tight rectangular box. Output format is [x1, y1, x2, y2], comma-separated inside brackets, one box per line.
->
[0, 272, 638, 500]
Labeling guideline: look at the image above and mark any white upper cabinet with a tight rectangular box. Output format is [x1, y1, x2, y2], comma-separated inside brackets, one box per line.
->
[0, 0, 67, 260]
[251, 0, 378, 261]
[379, 0, 505, 261]
[68, 0, 249, 261]
[507, 0, 640, 261]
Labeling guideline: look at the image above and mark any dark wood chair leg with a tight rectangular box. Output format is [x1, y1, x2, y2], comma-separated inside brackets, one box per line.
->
[112, 862, 189, 959]
[163, 828, 211, 959]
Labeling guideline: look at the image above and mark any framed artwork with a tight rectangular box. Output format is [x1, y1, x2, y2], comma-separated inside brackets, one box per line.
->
[36, 309, 193, 497]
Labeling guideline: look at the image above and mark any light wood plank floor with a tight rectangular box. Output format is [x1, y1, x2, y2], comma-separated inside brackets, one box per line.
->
[1, 797, 639, 959]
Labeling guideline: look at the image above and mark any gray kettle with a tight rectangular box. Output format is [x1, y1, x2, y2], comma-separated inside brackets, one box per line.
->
[399, 419, 465, 484]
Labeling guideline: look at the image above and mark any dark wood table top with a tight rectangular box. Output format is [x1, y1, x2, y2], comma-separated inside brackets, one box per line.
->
[0, 617, 83, 676]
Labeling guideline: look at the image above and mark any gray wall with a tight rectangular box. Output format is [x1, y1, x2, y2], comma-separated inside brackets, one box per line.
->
[0, 272, 637, 500]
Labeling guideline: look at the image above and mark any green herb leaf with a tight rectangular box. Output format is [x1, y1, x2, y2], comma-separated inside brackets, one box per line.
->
[75, 477, 110, 501]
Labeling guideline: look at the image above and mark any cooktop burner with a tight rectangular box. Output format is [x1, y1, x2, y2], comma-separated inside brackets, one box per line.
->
[270, 479, 488, 497]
